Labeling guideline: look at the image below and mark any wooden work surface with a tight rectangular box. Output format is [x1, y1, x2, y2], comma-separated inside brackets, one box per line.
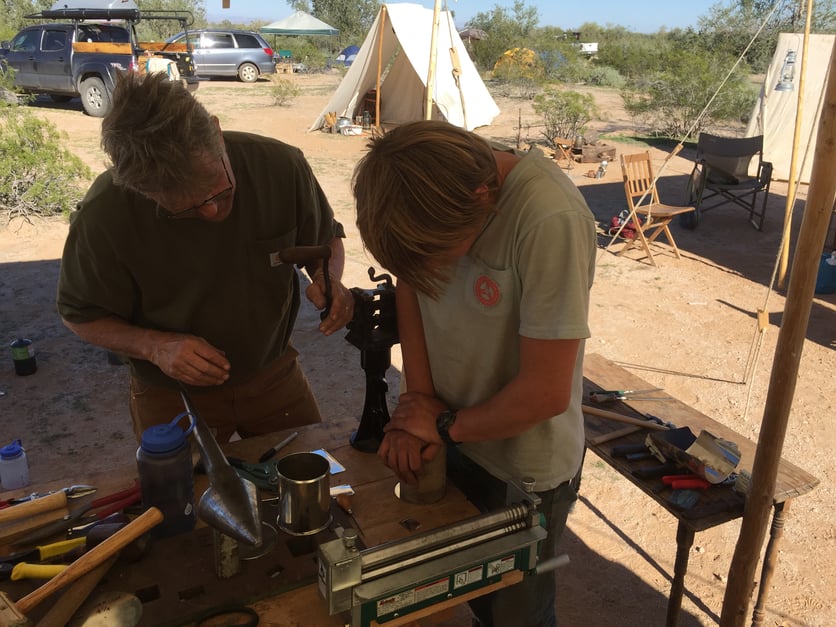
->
[582, 353, 819, 531]
[0, 424, 478, 626]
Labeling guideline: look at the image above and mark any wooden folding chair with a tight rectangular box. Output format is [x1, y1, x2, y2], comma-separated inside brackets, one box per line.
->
[617, 151, 696, 267]
[553, 137, 575, 169]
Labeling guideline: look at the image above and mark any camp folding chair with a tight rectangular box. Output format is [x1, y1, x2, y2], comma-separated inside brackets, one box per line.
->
[685, 133, 773, 231]
[617, 151, 696, 267]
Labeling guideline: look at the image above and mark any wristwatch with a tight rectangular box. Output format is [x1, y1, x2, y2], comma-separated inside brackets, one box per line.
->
[436, 409, 460, 446]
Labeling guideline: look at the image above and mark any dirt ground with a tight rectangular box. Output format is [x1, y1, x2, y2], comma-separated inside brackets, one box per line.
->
[1, 72, 834, 626]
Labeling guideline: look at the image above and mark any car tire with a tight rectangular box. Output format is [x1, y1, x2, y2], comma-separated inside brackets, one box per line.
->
[49, 94, 73, 103]
[79, 76, 111, 118]
[237, 62, 259, 83]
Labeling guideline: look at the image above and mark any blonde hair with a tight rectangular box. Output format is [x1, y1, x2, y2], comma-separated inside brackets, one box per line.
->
[353, 121, 499, 298]
[101, 72, 223, 195]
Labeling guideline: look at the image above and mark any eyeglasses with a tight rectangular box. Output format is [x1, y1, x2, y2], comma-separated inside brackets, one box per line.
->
[157, 157, 234, 220]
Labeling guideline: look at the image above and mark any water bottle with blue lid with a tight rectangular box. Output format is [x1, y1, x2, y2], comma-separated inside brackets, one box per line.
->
[0, 439, 30, 490]
[136, 412, 196, 538]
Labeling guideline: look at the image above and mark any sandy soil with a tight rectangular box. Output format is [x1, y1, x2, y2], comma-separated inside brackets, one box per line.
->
[1, 72, 834, 626]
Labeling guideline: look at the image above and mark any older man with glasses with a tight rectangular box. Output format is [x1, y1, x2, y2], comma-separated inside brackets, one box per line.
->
[57, 71, 353, 442]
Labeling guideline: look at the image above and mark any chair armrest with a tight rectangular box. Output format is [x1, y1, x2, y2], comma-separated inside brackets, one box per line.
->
[758, 161, 773, 187]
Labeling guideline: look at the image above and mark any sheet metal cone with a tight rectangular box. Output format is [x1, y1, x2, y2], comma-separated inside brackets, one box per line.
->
[180, 389, 263, 547]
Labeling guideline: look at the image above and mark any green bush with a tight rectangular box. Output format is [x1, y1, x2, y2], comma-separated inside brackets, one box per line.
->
[532, 87, 597, 146]
[621, 48, 756, 138]
[0, 106, 91, 221]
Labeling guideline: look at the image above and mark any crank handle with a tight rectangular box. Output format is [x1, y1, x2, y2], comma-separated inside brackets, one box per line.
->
[534, 554, 570, 575]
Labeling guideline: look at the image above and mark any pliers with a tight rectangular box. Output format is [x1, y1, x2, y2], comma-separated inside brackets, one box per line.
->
[15, 482, 142, 546]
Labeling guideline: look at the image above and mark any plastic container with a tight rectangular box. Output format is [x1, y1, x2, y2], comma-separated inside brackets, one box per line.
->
[9, 338, 37, 376]
[814, 251, 836, 294]
[136, 412, 196, 538]
[0, 440, 30, 490]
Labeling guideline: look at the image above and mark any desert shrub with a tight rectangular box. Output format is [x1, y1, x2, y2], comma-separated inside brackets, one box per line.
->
[585, 65, 627, 89]
[533, 87, 597, 146]
[0, 105, 91, 222]
[269, 76, 301, 106]
[621, 48, 756, 138]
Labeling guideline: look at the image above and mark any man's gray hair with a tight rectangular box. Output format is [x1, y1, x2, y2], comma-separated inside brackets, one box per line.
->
[101, 72, 224, 195]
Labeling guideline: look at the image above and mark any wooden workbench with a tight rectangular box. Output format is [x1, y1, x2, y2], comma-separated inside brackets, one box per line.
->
[0, 424, 479, 626]
[582, 353, 819, 627]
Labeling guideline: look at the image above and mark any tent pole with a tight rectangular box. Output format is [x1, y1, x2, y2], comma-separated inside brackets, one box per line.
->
[777, 0, 814, 288]
[425, 0, 441, 120]
[375, 5, 387, 129]
[719, 36, 836, 627]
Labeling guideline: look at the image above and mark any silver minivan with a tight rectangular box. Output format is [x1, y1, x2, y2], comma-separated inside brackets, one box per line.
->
[165, 29, 276, 82]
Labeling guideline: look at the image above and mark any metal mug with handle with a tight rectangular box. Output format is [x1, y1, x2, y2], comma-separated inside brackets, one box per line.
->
[275, 452, 332, 536]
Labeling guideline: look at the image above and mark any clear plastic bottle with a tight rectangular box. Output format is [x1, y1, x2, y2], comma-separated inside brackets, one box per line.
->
[136, 412, 196, 538]
[0, 439, 30, 490]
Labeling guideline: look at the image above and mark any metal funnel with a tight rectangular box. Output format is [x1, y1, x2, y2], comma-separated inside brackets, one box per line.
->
[180, 390, 263, 546]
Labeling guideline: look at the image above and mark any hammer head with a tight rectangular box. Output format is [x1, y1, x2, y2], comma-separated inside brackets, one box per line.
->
[86, 524, 151, 563]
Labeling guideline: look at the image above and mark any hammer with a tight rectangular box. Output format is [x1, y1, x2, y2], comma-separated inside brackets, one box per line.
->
[0, 507, 163, 626]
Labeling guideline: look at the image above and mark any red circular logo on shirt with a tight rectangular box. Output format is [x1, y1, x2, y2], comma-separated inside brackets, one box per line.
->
[474, 275, 500, 307]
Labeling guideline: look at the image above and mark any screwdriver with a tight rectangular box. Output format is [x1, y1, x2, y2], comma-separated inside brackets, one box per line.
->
[589, 389, 666, 403]
[335, 494, 366, 542]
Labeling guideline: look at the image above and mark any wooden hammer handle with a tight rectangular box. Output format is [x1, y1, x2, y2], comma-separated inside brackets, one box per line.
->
[582, 405, 670, 431]
[15, 507, 163, 615]
[0, 492, 67, 525]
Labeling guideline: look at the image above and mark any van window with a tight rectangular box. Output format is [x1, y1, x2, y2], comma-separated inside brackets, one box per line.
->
[233, 34, 261, 49]
[202, 33, 234, 49]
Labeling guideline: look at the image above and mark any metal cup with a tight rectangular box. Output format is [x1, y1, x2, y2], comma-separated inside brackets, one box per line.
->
[276, 452, 332, 536]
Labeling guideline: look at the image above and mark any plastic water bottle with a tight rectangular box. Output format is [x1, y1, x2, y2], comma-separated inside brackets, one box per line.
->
[136, 412, 196, 538]
[0, 440, 30, 490]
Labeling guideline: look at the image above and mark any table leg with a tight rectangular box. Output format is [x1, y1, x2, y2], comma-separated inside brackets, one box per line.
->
[666, 521, 695, 627]
[751, 501, 789, 626]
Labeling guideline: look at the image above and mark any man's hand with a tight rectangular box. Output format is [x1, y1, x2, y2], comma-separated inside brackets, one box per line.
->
[378, 429, 440, 485]
[305, 273, 354, 336]
[384, 391, 447, 445]
[149, 334, 230, 386]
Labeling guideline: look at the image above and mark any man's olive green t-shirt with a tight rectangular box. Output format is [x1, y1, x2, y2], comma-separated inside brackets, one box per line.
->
[57, 131, 344, 387]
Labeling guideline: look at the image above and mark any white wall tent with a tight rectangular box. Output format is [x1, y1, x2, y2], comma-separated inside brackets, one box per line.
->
[309, 3, 499, 132]
[746, 33, 835, 183]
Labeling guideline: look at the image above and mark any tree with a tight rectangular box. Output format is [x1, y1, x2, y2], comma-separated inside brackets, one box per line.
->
[133, 0, 208, 41]
[696, 0, 836, 73]
[621, 47, 756, 138]
[464, 0, 540, 72]
[0, 0, 51, 40]
[287, 0, 378, 42]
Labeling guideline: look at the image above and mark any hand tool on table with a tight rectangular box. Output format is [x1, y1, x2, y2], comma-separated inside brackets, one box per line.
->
[582, 405, 673, 431]
[0, 507, 163, 627]
[662, 475, 712, 490]
[257, 430, 298, 463]
[0, 485, 95, 520]
[334, 493, 366, 542]
[10, 483, 141, 547]
[588, 388, 667, 403]
[0, 537, 86, 565]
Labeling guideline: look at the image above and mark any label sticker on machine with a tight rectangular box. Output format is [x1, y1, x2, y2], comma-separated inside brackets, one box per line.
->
[486, 555, 516, 577]
[453, 565, 484, 589]
[376, 577, 448, 617]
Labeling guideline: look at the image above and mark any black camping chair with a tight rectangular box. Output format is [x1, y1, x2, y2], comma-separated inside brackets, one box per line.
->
[683, 133, 773, 231]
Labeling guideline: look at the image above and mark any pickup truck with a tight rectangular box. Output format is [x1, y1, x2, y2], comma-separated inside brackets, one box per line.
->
[0, 5, 196, 117]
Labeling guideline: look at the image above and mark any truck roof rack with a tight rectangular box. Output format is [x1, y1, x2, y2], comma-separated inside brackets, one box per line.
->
[25, 9, 193, 27]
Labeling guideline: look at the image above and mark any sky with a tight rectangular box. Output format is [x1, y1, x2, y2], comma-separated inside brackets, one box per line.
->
[208, 1, 720, 34]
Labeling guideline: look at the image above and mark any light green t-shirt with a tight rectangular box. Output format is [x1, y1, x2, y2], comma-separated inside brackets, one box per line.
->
[417, 147, 596, 490]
